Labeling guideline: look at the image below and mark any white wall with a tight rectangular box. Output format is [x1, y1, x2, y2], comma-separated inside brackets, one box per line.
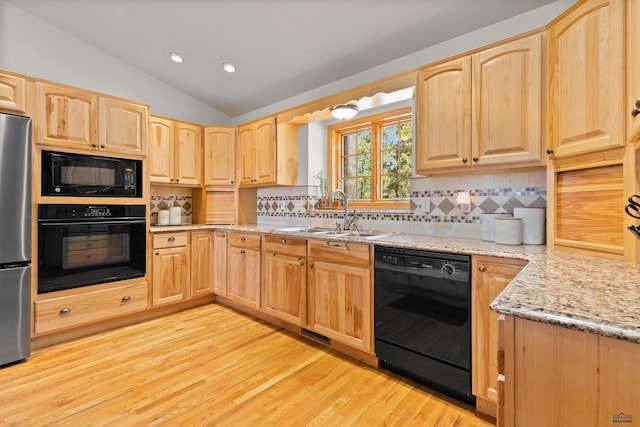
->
[0, 0, 231, 125]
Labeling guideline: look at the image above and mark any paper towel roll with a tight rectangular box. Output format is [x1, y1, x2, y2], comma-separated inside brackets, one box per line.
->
[513, 207, 546, 245]
[481, 213, 511, 241]
[169, 207, 182, 225]
[494, 217, 522, 245]
[158, 210, 170, 225]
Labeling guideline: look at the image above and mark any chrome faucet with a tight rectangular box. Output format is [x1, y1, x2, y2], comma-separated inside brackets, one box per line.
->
[329, 189, 356, 230]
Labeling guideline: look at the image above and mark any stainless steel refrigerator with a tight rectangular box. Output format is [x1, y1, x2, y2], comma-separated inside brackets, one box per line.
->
[0, 112, 31, 366]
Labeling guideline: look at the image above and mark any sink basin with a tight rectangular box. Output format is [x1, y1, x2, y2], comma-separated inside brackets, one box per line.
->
[275, 226, 391, 240]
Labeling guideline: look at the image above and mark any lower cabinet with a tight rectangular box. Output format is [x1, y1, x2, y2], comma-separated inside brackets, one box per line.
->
[191, 230, 214, 298]
[472, 255, 527, 418]
[152, 232, 190, 306]
[227, 232, 261, 309]
[212, 230, 228, 296]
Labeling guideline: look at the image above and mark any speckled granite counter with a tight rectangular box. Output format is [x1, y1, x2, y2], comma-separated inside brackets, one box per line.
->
[149, 223, 640, 344]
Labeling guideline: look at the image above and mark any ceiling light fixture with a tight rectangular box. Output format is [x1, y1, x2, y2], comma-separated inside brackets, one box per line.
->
[169, 52, 184, 63]
[222, 62, 237, 73]
[330, 103, 359, 120]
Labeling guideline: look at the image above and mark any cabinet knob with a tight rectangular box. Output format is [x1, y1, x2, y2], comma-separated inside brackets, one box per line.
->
[632, 109, 640, 118]
[309, 261, 315, 268]
[100, 144, 106, 148]
[92, 144, 98, 148]
[155, 251, 160, 255]
[462, 157, 468, 163]
[121, 295, 131, 302]
[240, 249, 246, 255]
[479, 265, 486, 272]
[60, 307, 71, 315]
[240, 237, 246, 242]
[281, 239, 287, 245]
[472, 157, 478, 162]
[299, 259, 305, 266]
[636, 98, 640, 109]
[230, 181, 234, 184]
[168, 236, 176, 241]
[176, 179, 180, 182]
[170, 178, 175, 182]
[546, 148, 554, 155]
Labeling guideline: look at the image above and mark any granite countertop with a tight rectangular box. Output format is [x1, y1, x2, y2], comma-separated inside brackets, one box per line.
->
[150, 223, 640, 344]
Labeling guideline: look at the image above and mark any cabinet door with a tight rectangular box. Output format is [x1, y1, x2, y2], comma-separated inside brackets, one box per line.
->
[415, 57, 471, 172]
[152, 246, 190, 306]
[213, 231, 228, 296]
[548, 0, 624, 157]
[98, 97, 148, 155]
[0, 71, 26, 114]
[205, 191, 236, 224]
[262, 252, 306, 326]
[472, 256, 527, 418]
[627, 0, 640, 143]
[472, 34, 542, 166]
[254, 116, 277, 185]
[204, 126, 236, 186]
[191, 231, 214, 298]
[35, 82, 97, 148]
[237, 123, 255, 186]
[149, 116, 175, 184]
[227, 246, 260, 308]
[175, 122, 202, 185]
[308, 260, 372, 352]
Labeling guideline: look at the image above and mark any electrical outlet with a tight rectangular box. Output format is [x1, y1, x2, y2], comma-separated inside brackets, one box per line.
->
[279, 201, 286, 211]
[416, 197, 430, 214]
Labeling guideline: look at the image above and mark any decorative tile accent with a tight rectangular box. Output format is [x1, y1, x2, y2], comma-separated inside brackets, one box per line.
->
[150, 187, 193, 224]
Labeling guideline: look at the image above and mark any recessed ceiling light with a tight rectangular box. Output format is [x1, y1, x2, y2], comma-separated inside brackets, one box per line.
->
[222, 62, 237, 73]
[169, 52, 184, 63]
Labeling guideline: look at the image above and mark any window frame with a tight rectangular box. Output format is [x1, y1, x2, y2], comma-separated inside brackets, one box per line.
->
[328, 106, 412, 210]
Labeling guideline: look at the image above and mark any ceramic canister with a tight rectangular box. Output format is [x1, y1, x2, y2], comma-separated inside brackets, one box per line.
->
[158, 210, 170, 225]
[494, 217, 523, 245]
[481, 213, 512, 241]
[169, 206, 182, 225]
[513, 207, 546, 245]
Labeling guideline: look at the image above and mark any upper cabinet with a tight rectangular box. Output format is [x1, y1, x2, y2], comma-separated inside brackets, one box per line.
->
[204, 126, 236, 186]
[627, 0, 640, 143]
[237, 116, 297, 187]
[34, 82, 148, 156]
[149, 115, 202, 186]
[547, 0, 624, 158]
[0, 71, 27, 114]
[415, 33, 543, 173]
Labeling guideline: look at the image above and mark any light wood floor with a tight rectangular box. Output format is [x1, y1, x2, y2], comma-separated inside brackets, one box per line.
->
[0, 304, 494, 426]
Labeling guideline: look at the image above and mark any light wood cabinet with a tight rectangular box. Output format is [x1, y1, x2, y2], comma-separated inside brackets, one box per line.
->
[152, 232, 190, 306]
[262, 236, 307, 326]
[237, 117, 297, 187]
[0, 71, 27, 114]
[149, 115, 202, 185]
[204, 126, 236, 186]
[204, 191, 236, 224]
[547, 0, 624, 158]
[191, 231, 214, 298]
[416, 33, 543, 173]
[308, 240, 372, 352]
[472, 256, 527, 418]
[627, 0, 640, 143]
[98, 96, 148, 155]
[227, 232, 261, 308]
[212, 231, 228, 296]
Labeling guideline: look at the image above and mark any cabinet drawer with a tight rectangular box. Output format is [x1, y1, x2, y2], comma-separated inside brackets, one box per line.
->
[264, 235, 307, 257]
[35, 282, 148, 334]
[229, 232, 261, 250]
[309, 239, 371, 267]
[153, 232, 189, 249]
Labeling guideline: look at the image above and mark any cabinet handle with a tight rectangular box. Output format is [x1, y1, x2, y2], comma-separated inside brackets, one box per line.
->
[479, 265, 486, 272]
[155, 251, 160, 255]
[240, 249, 246, 255]
[546, 148, 554, 155]
[636, 99, 640, 108]
[92, 144, 97, 148]
[325, 241, 348, 250]
[632, 109, 640, 118]
[176, 179, 180, 182]
[472, 157, 478, 162]
[121, 295, 131, 302]
[281, 239, 287, 245]
[240, 237, 246, 242]
[310, 261, 315, 268]
[168, 237, 175, 241]
[170, 178, 175, 182]
[299, 258, 305, 266]
[60, 307, 71, 315]
[230, 181, 234, 184]
[100, 144, 106, 148]
[462, 157, 468, 163]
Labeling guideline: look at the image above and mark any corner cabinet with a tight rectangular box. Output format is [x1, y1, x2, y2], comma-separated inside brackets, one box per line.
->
[547, 0, 624, 158]
[0, 70, 27, 114]
[204, 126, 236, 186]
[149, 116, 202, 185]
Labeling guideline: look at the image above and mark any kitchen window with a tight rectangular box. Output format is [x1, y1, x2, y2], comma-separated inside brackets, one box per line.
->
[328, 107, 412, 209]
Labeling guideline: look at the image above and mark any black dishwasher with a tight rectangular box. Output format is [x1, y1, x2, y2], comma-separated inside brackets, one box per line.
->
[374, 246, 473, 405]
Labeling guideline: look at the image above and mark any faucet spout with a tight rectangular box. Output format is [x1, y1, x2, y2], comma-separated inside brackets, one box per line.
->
[329, 189, 355, 230]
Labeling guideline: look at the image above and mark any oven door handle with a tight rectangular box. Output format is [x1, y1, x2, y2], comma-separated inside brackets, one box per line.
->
[39, 220, 145, 227]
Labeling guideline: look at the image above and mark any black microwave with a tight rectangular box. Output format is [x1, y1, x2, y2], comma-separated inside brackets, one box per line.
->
[42, 151, 142, 197]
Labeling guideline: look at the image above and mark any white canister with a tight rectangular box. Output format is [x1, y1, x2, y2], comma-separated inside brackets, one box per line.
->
[169, 206, 182, 225]
[157, 210, 170, 225]
[481, 213, 511, 241]
[494, 217, 523, 245]
[514, 207, 546, 245]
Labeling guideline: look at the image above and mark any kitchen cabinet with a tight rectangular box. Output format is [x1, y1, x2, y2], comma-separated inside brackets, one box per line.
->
[307, 239, 372, 353]
[190, 231, 214, 298]
[0, 70, 27, 114]
[149, 115, 202, 185]
[237, 117, 297, 187]
[472, 256, 527, 418]
[98, 96, 148, 155]
[34, 281, 148, 335]
[204, 126, 236, 186]
[212, 230, 228, 296]
[547, 0, 624, 158]
[152, 232, 190, 306]
[415, 33, 542, 173]
[499, 316, 640, 427]
[227, 232, 261, 309]
[204, 191, 236, 224]
[262, 235, 307, 326]
[627, 0, 640, 143]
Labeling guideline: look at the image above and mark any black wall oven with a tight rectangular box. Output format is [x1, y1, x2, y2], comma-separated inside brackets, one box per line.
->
[374, 246, 474, 405]
[38, 204, 146, 294]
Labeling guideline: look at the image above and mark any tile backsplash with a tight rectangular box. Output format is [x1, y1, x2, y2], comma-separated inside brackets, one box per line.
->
[257, 169, 547, 239]
[150, 186, 193, 225]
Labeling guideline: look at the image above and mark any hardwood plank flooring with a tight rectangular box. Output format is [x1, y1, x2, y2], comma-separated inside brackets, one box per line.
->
[0, 304, 494, 426]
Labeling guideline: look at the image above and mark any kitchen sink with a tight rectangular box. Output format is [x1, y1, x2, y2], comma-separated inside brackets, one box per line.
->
[275, 227, 391, 240]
